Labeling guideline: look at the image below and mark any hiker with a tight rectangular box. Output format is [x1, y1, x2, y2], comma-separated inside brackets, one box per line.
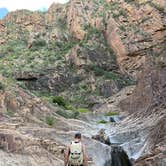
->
[64, 132, 88, 166]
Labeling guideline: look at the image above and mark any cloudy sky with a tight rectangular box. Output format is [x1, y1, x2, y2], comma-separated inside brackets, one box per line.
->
[0, 0, 69, 11]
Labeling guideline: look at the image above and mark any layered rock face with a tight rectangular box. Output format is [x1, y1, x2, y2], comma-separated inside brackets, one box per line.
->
[0, 0, 165, 165]
[120, 57, 166, 115]
[133, 116, 166, 166]
[104, 0, 166, 77]
[0, 85, 113, 166]
[67, 0, 166, 76]
[118, 57, 166, 165]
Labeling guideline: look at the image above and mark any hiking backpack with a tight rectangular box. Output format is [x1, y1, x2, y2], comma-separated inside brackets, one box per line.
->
[68, 141, 83, 165]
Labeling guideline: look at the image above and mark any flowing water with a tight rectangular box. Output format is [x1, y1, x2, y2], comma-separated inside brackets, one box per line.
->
[80, 113, 133, 165]
[103, 146, 132, 166]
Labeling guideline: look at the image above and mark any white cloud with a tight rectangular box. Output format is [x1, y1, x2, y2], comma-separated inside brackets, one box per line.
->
[0, 0, 69, 11]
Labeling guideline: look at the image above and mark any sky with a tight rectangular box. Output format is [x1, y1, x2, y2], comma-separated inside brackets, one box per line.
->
[0, 0, 69, 11]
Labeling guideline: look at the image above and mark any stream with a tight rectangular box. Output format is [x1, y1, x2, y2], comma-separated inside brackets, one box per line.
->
[80, 113, 134, 166]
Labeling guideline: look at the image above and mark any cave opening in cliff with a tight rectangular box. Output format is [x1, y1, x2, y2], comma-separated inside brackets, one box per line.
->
[16, 77, 38, 81]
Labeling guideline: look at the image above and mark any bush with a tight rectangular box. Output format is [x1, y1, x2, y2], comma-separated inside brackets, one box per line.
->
[48, 40, 77, 55]
[32, 39, 46, 47]
[98, 120, 108, 124]
[72, 111, 80, 118]
[124, 0, 134, 3]
[89, 65, 120, 80]
[118, 9, 127, 18]
[45, 116, 55, 126]
[31, 39, 46, 51]
[120, 78, 136, 86]
[0, 82, 5, 90]
[52, 96, 67, 108]
[104, 71, 119, 80]
[89, 65, 105, 76]
[5, 110, 15, 117]
[77, 108, 90, 113]
[65, 104, 74, 110]
[104, 111, 119, 116]
[56, 18, 67, 31]
[81, 84, 88, 91]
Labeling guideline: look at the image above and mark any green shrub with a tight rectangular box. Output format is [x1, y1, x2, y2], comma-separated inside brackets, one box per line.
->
[98, 120, 108, 124]
[83, 24, 103, 43]
[56, 18, 67, 31]
[56, 110, 68, 118]
[120, 78, 136, 86]
[45, 116, 55, 126]
[88, 65, 120, 80]
[89, 65, 105, 76]
[5, 110, 15, 117]
[124, 0, 133, 3]
[52, 96, 67, 108]
[104, 71, 119, 80]
[104, 111, 119, 116]
[72, 111, 80, 118]
[0, 82, 5, 90]
[16, 81, 27, 89]
[65, 104, 74, 110]
[77, 108, 90, 113]
[119, 25, 126, 32]
[48, 40, 77, 55]
[31, 39, 46, 51]
[119, 9, 127, 17]
[81, 84, 88, 90]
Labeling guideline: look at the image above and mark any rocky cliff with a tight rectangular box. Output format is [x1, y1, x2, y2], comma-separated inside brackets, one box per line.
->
[0, 0, 165, 165]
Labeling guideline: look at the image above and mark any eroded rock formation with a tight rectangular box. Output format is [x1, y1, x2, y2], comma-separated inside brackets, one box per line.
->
[0, 0, 165, 165]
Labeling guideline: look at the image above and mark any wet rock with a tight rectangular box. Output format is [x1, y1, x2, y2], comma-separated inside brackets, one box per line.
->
[111, 146, 132, 166]
[109, 117, 116, 122]
[92, 129, 111, 146]
[103, 146, 132, 166]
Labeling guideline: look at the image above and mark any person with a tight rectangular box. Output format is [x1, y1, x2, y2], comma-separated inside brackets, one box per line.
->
[64, 132, 88, 166]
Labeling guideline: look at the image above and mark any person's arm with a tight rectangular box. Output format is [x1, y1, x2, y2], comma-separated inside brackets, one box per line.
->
[64, 145, 70, 166]
[82, 144, 88, 166]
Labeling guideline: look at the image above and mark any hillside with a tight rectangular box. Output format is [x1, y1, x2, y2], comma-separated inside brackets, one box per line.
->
[0, 0, 165, 165]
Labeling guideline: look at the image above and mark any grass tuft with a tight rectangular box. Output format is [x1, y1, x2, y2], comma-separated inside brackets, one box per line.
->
[104, 111, 119, 116]
[45, 116, 55, 126]
[98, 120, 108, 124]
[77, 108, 90, 113]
